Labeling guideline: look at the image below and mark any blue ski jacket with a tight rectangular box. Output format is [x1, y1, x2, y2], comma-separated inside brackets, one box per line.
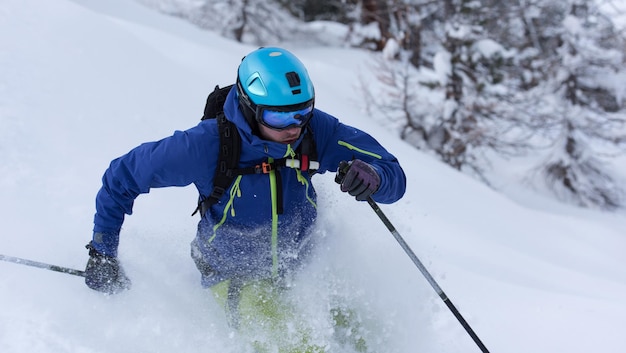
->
[91, 87, 406, 286]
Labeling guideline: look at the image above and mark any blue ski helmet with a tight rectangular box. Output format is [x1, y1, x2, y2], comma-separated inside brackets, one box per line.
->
[237, 47, 315, 129]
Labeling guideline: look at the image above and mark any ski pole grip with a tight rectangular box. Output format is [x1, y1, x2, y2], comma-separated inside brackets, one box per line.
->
[335, 160, 350, 184]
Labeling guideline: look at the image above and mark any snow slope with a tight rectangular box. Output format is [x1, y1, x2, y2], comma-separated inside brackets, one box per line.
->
[1, 0, 625, 352]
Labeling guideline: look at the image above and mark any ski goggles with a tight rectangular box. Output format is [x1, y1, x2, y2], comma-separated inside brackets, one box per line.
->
[256, 103, 314, 130]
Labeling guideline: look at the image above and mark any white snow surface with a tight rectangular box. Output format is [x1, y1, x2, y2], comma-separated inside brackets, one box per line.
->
[1, 0, 625, 352]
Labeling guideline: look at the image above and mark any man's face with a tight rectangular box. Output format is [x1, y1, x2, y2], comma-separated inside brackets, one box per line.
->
[258, 124, 302, 145]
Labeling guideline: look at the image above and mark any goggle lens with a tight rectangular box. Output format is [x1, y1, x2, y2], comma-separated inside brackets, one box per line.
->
[260, 105, 313, 130]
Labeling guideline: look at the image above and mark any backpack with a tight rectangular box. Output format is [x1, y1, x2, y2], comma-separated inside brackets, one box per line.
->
[192, 84, 318, 217]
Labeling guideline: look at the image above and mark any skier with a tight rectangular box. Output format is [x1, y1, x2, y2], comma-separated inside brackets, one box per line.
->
[84, 46, 406, 349]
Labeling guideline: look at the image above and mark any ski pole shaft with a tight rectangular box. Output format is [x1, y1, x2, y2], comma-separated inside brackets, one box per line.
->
[0, 254, 85, 277]
[365, 197, 490, 353]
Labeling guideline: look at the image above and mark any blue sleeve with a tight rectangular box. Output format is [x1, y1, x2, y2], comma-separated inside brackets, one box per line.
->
[92, 123, 216, 256]
[310, 110, 406, 204]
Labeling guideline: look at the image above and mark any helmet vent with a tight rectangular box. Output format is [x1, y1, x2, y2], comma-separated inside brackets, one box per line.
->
[291, 89, 302, 95]
[285, 71, 301, 88]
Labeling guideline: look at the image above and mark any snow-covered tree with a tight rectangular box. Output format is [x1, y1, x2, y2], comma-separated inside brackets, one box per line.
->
[138, 0, 305, 44]
[424, 1, 540, 179]
[346, 0, 425, 67]
[365, 1, 532, 180]
[525, 1, 626, 210]
[364, 0, 626, 209]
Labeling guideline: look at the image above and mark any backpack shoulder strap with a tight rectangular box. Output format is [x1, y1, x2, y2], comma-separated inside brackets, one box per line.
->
[192, 112, 241, 217]
[298, 126, 318, 173]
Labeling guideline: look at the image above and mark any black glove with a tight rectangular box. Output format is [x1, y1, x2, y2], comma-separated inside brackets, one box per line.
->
[85, 243, 131, 294]
[336, 160, 381, 201]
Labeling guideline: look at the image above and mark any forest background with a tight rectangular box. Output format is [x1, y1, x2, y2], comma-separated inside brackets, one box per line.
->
[139, 0, 626, 212]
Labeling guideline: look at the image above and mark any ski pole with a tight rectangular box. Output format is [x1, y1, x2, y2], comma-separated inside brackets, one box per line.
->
[0, 254, 85, 277]
[364, 197, 490, 353]
[335, 162, 490, 353]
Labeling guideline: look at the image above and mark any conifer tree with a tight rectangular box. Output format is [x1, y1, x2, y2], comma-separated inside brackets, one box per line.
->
[526, 0, 626, 209]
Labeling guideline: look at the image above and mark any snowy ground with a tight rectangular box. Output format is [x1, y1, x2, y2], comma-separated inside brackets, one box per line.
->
[1, 0, 625, 352]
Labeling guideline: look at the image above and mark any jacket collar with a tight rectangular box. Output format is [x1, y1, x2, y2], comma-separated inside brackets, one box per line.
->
[223, 86, 304, 159]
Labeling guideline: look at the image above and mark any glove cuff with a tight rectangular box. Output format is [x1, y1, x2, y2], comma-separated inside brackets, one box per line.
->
[86, 242, 112, 259]
[87, 232, 119, 257]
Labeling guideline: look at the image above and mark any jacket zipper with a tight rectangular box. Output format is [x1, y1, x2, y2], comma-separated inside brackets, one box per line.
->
[268, 157, 279, 278]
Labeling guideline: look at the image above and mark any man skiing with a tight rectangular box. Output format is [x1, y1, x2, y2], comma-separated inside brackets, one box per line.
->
[84, 46, 406, 350]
